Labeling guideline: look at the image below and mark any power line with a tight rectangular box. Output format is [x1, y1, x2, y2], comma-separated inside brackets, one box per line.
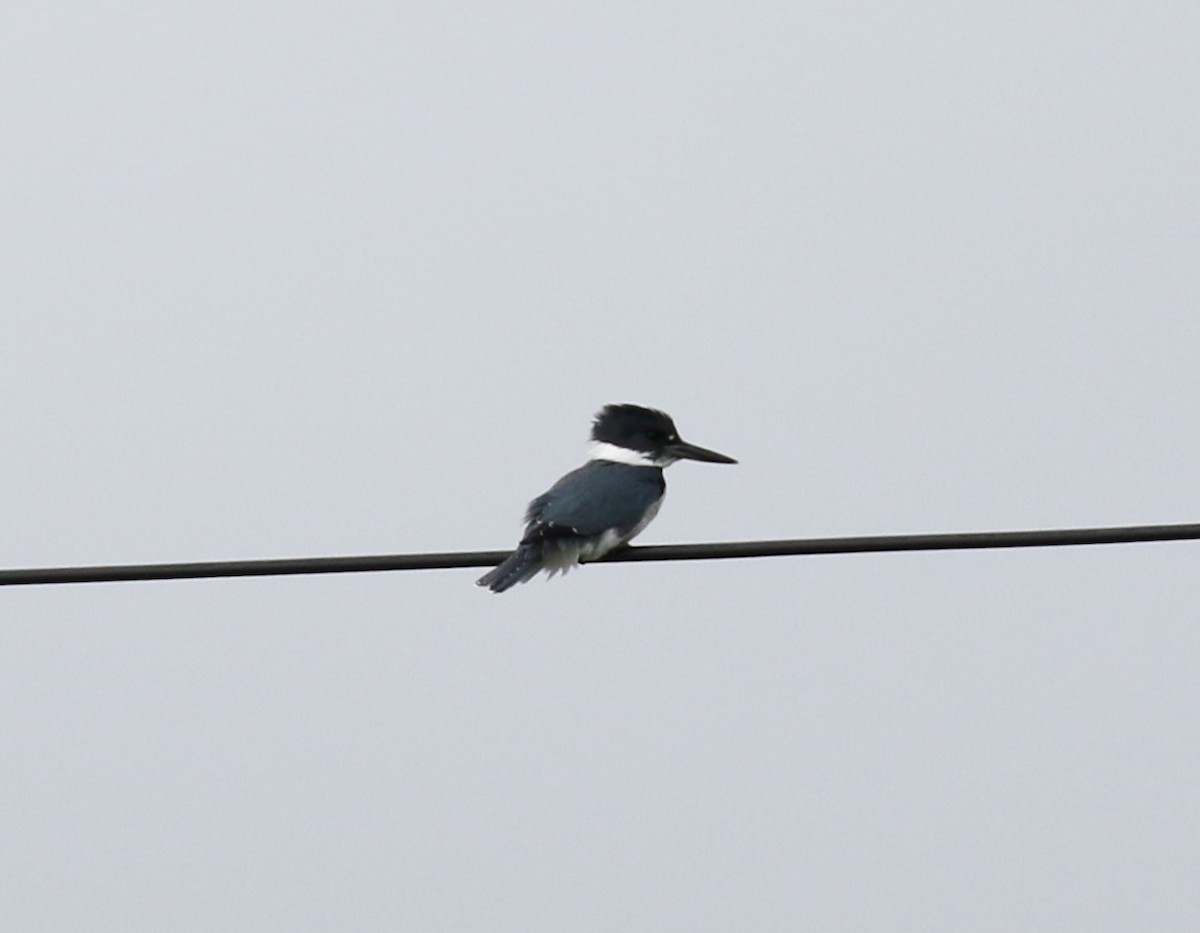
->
[2, 521, 1198, 587]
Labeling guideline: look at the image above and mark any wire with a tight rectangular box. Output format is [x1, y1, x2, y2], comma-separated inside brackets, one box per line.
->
[2, 522, 1197, 587]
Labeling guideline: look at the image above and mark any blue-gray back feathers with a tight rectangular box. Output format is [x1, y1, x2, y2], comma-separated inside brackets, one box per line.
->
[477, 462, 665, 593]
[526, 461, 664, 536]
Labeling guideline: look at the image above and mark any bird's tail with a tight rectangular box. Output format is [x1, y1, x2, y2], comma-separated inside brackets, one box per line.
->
[476, 545, 543, 593]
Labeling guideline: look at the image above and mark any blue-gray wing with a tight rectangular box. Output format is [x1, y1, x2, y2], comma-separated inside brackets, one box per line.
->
[525, 462, 665, 537]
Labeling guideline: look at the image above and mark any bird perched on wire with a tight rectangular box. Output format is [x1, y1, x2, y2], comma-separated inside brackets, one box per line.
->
[477, 404, 737, 593]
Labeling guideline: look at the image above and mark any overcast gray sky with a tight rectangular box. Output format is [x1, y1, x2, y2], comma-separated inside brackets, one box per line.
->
[3, 2, 1199, 930]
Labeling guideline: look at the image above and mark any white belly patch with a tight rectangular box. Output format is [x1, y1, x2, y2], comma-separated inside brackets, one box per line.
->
[540, 497, 664, 578]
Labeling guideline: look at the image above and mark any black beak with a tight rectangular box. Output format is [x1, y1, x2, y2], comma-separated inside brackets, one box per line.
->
[667, 438, 738, 464]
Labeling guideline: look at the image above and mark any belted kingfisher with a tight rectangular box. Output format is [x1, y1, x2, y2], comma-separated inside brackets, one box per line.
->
[477, 404, 736, 593]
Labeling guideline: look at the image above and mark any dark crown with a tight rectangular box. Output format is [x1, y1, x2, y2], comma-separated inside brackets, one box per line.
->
[591, 404, 678, 452]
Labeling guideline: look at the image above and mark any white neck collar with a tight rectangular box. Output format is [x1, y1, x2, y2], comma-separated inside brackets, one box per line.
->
[588, 442, 675, 467]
